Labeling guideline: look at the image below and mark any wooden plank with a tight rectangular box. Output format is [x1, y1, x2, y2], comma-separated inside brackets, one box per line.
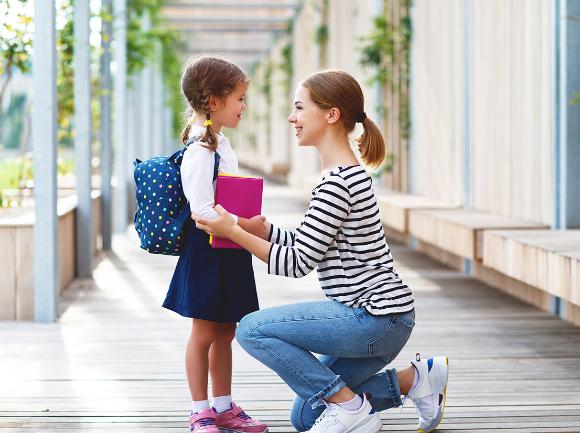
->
[376, 192, 458, 234]
[1, 181, 580, 432]
[0, 228, 16, 320]
[409, 209, 548, 259]
[483, 230, 580, 305]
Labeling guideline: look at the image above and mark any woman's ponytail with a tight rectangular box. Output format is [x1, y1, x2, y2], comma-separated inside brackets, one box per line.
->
[356, 116, 385, 169]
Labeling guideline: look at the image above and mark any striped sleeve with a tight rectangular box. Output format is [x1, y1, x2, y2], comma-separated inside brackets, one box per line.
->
[268, 174, 351, 278]
[268, 224, 296, 246]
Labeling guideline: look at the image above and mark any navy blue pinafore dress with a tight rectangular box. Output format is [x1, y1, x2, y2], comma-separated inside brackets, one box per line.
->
[163, 152, 259, 322]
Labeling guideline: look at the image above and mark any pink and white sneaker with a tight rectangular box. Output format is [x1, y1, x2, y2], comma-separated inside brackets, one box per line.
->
[189, 408, 220, 433]
[214, 403, 269, 433]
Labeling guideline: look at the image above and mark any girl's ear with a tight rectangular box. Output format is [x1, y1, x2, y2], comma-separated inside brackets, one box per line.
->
[209, 95, 220, 112]
[328, 107, 341, 124]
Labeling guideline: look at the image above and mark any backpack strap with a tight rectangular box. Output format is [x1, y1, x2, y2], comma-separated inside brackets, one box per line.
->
[213, 152, 221, 181]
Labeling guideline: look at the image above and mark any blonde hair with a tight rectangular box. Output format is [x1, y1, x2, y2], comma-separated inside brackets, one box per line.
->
[301, 70, 385, 169]
[180, 56, 249, 150]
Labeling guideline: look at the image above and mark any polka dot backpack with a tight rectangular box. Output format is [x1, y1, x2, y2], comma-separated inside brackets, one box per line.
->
[133, 136, 220, 255]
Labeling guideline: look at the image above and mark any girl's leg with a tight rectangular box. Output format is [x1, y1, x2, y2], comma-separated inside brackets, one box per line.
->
[209, 322, 236, 398]
[186, 319, 221, 401]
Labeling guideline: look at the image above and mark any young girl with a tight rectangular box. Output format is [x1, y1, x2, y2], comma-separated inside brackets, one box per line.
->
[193, 70, 449, 433]
[163, 56, 268, 433]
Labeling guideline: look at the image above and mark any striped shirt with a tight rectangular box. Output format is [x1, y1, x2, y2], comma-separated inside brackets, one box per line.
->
[267, 165, 414, 316]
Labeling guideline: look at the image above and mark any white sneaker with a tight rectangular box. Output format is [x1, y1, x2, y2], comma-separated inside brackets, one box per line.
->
[406, 353, 449, 432]
[306, 393, 381, 433]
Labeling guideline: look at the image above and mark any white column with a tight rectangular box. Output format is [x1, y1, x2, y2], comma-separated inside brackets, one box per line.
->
[74, 0, 93, 277]
[153, 44, 164, 155]
[33, 0, 59, 322]
[113, 0, 129, 233]
[141, 12, 154, 159]
[100, 0, 113, 250]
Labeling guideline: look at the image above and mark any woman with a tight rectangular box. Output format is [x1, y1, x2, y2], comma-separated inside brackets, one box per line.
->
[192, 70, 448, 433]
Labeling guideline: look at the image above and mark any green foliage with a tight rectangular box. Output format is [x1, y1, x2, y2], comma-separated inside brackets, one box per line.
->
[0, 0, 32, 122]
[572, 92, 580, 105]
[124, 0, 186, 139]
[280, 41, 293, 97]
[0, 93, 27, 149]
[315, 24, 328, 46]
[56, 1, 75, 147]
[359, 0, 413, 171]
[359, 15, 394, 87]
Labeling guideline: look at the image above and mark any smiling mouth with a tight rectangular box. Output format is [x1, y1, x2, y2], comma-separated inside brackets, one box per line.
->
[295, 127, 303, 135]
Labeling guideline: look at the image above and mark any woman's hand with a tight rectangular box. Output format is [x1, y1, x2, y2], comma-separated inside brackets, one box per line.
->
[242, 215, 271, 240]
[192, 205, 238, 239]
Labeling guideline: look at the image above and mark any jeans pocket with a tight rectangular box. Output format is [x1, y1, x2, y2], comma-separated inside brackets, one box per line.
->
[368, 313, 414, 358]
[393, 310, 415, 331]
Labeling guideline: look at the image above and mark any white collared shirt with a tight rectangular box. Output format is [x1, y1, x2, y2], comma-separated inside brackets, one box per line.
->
[180, 125, 239, 219]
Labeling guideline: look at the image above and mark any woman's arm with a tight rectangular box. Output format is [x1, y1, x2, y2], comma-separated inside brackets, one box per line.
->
[237, 216, 271, 241]
[193, 174, 351, 279]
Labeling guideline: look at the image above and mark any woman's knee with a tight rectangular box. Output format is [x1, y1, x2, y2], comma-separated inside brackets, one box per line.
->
[290, 397, 307, 432]
[235, 310, 263, 346]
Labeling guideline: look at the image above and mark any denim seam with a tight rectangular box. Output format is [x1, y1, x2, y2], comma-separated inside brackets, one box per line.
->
[248, 312, 357, 328]
[307, 375, 346, 409]
[248, 325, 317, 398]
[368, 316, 395, 356]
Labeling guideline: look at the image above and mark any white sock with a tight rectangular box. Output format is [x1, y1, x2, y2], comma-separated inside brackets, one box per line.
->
[212, 395, 233, 413]
[337, 394, 363, 412]
[192, 399, 210, 414]
[409, 365, 420, 392]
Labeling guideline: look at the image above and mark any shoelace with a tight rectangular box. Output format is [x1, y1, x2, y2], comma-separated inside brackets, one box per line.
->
[194, 417, 216, 427]
[310, 407, 338, 431]
[237, 410, 251, 421]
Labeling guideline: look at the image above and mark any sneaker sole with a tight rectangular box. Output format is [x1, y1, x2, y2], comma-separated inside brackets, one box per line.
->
[418, 356, 449, 433]
[346, 412, 382, 433]
[218, 429, 268, 433]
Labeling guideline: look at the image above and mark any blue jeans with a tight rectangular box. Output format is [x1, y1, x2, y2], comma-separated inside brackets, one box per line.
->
[235, 300, 415, 431]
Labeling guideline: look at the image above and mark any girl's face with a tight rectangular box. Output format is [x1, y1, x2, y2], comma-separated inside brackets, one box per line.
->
[213, 82, 248, 129]
[287, 85, 329, 147]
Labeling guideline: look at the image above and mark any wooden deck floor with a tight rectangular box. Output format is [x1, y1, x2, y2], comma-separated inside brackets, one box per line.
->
[2, 181, 580, 432]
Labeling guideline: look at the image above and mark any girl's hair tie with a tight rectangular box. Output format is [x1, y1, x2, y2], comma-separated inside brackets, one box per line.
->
[203, 119, 213, 127]
[357, 112, 367, 123]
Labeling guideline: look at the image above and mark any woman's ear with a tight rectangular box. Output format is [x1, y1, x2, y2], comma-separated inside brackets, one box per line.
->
[327, 107, 341, 124]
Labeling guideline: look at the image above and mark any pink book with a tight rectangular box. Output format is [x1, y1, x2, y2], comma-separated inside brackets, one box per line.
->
[210, 173, 264, 249]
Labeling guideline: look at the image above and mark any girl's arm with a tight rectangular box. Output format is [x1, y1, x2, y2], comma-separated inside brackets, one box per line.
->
[181, 144, 220, 219]
[194, 206, 271, 262]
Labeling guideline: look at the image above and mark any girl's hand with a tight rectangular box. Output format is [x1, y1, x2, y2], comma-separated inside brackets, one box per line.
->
[192, 205, 238, 239]
[243, 215, 271, 240]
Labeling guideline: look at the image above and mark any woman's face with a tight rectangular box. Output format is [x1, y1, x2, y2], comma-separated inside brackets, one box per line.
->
[213, 82, 248, 129]
[287, 85, 329, 147]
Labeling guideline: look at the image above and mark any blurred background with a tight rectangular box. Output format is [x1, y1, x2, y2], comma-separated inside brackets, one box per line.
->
[0, 0, 579, 327]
